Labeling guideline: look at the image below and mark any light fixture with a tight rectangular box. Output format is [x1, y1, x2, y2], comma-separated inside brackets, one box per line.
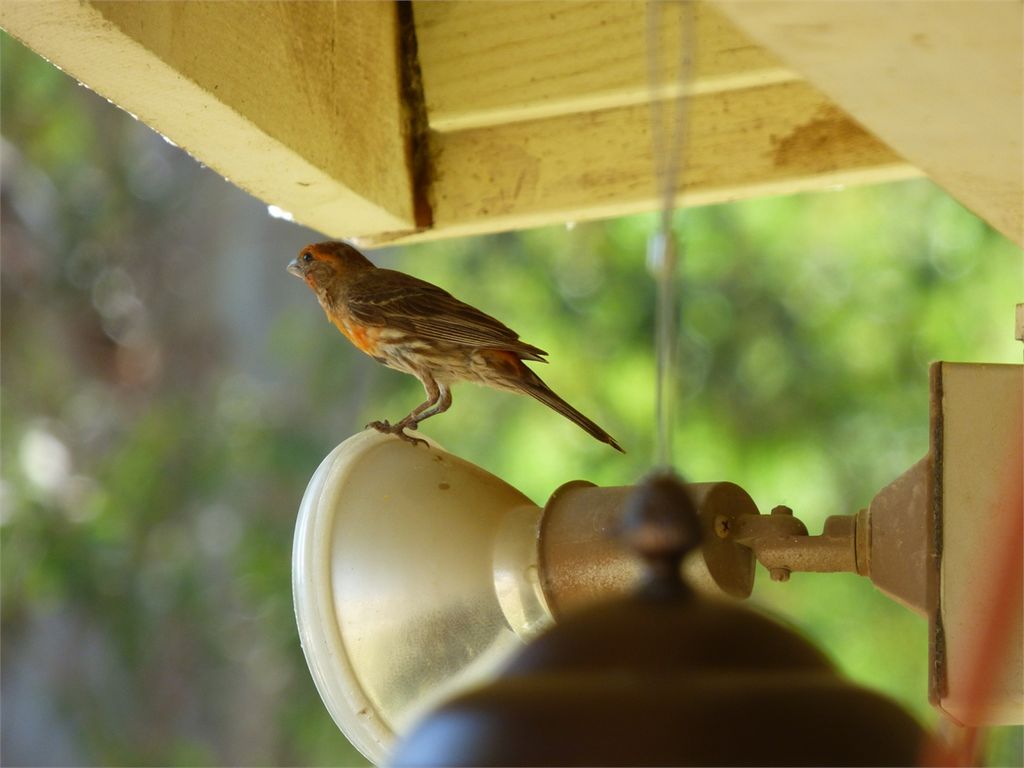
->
[292, 360, 1022, 763]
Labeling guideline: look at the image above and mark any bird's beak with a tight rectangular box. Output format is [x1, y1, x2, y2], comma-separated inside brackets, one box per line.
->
[287, 258, 304, 278]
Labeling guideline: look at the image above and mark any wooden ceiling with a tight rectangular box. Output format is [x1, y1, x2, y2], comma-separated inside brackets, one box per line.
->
[2, 1, 1020, 247]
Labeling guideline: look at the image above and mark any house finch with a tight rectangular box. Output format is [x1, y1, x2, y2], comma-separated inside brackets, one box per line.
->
[287, 241, 624, 452]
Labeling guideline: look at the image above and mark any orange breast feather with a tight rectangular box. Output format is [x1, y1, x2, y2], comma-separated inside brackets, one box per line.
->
[333, 317, 380, 357]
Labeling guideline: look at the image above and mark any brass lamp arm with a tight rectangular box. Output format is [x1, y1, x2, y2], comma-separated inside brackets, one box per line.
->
[723, 508, 859, 583]
[713, 456, 930, 617]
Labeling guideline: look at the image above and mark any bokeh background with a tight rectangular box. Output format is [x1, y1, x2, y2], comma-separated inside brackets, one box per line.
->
[2, 31, 1022, 767]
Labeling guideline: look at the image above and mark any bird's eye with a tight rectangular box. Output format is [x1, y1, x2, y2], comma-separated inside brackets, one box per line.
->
[302, 252, 314, 263]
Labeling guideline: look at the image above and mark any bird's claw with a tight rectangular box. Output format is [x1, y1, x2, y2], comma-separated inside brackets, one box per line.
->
[365, 419, 428, 448]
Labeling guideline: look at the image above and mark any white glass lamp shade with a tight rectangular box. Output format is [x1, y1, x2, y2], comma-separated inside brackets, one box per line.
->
[292, 430, 552, 764]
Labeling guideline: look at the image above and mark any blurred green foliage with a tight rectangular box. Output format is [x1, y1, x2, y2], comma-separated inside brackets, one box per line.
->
[2, 30, 1021, 767]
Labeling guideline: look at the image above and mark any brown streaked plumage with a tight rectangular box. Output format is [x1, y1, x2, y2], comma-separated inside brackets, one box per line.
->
[287, 241, 624, 452]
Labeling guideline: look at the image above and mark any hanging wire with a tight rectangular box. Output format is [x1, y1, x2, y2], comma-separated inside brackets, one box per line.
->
[645, 0, 696, 469]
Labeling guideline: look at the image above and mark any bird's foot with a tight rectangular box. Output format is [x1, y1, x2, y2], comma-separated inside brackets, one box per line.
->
[365, 419, 428, 448]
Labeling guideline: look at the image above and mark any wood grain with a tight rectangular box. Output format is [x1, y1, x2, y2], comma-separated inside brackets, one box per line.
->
[362, 80, 917, 244]
[414, 1, 796, 131]
[6, 0, 968, 245]
[1, 0, 418, 238]
[714, 0, 1024, 246]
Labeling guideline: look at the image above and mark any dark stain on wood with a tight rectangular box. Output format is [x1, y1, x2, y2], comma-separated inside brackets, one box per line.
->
[772, 106, 882, 170]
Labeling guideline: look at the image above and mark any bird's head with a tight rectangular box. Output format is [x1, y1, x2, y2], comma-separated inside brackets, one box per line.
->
[287, 241, 375, 292]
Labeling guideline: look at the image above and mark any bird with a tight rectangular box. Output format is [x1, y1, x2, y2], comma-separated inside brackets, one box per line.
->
[287, 241, 624, 452]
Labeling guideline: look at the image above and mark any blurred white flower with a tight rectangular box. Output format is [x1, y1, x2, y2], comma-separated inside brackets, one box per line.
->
[19, 425, 71, 494]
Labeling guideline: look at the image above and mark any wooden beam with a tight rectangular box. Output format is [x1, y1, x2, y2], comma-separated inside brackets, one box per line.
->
[413, 1, 797, 132]
[712, 1, 1024, 246]
[2, 0, 931, 246]
[0, 0, 420, 239]
[361, 1, 917, 244]
[362, 80, 917, 245]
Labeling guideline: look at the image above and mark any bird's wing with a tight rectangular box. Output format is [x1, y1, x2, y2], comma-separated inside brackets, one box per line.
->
[346, 269, 548, 361]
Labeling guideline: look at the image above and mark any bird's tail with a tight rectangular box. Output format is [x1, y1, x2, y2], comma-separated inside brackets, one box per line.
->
[515, 367, 624, 453]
